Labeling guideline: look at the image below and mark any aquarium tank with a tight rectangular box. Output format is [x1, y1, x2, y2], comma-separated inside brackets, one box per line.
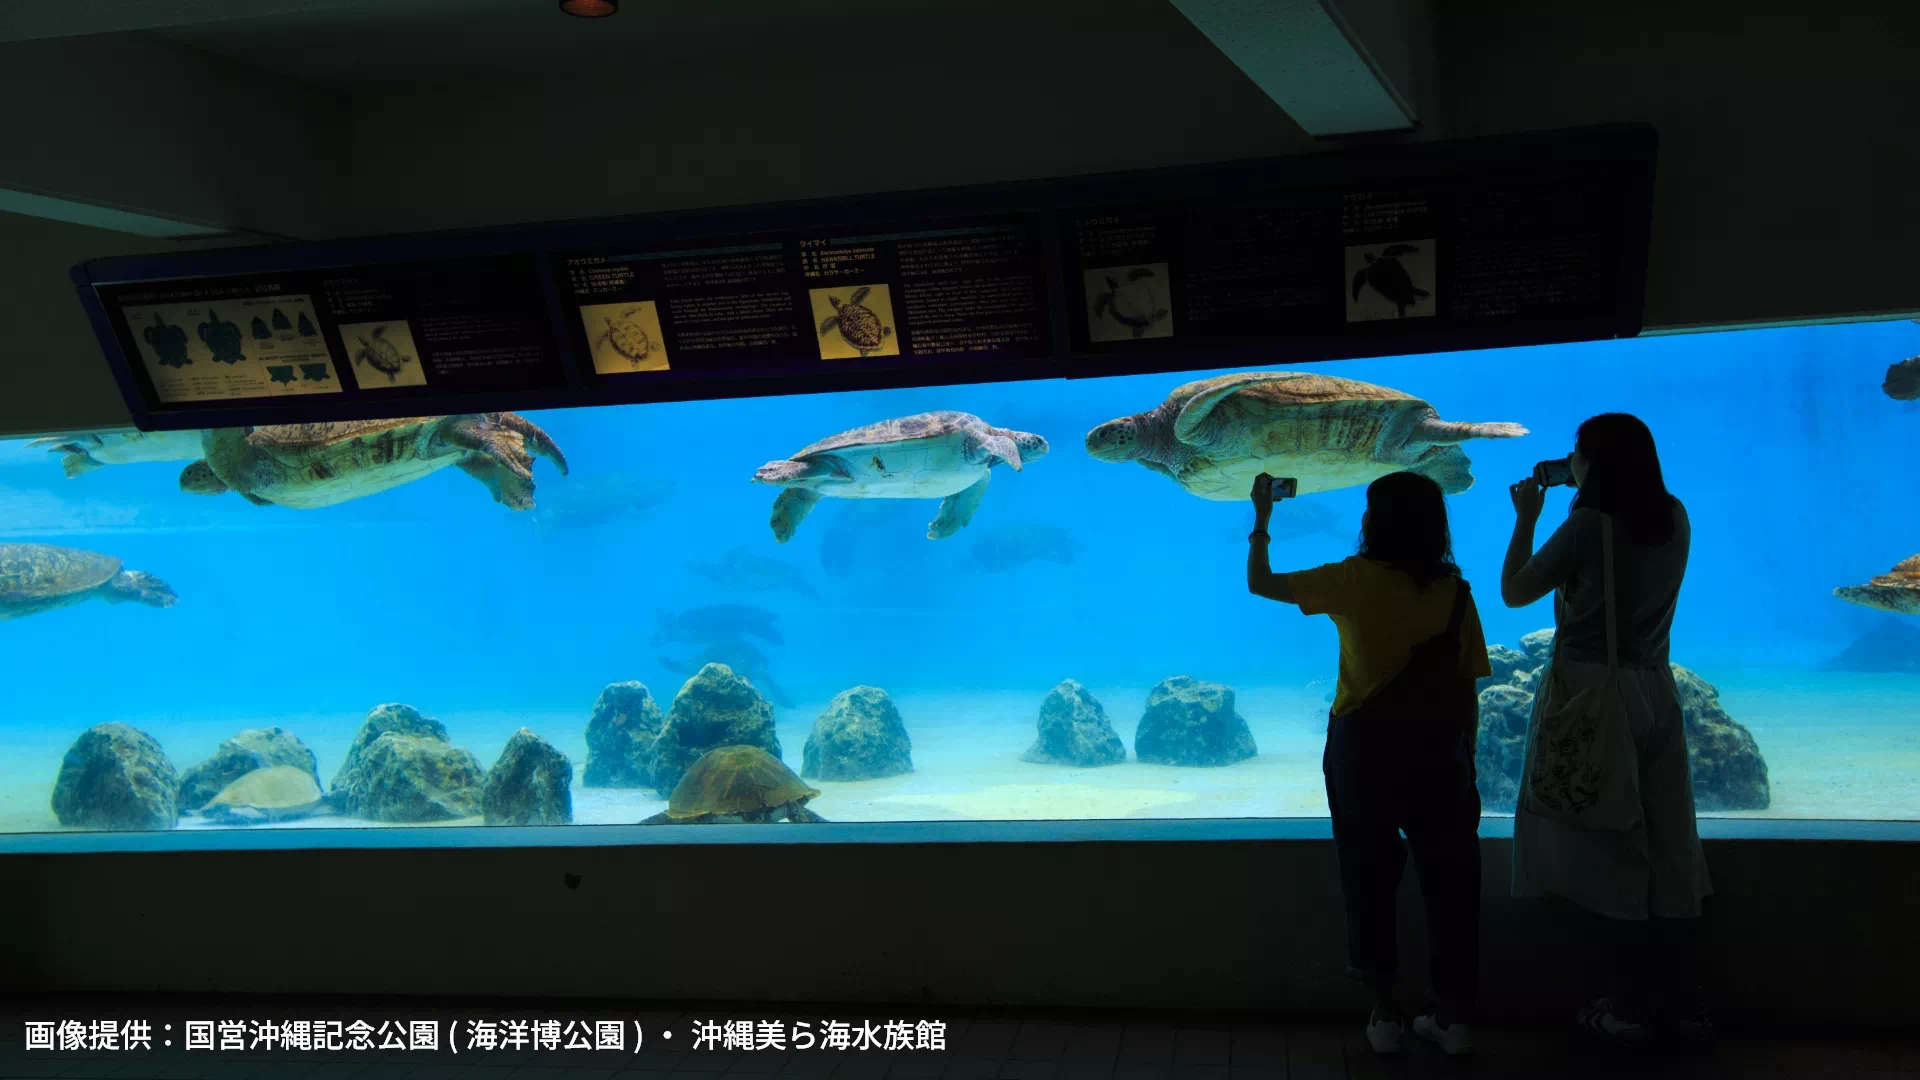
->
[4, 319, 1918, 841]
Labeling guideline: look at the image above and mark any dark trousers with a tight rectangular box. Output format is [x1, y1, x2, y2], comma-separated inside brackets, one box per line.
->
[1323, 715, 1483, 1021]
[1551, 896, 1706, 1019]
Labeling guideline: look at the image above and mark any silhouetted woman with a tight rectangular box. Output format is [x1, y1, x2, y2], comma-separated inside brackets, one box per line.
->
[1502, 413, 1712, 1047]
[1247, 470, 1488, 1058]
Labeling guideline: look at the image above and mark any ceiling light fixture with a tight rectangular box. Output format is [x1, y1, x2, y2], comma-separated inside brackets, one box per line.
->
[559, 0, 618, 16]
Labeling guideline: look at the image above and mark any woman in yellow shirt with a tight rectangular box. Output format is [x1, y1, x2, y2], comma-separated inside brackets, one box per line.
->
[1247, 469, 1493, 1058]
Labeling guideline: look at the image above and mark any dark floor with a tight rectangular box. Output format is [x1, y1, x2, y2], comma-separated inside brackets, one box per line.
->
[1, 1002, 1915, 1080]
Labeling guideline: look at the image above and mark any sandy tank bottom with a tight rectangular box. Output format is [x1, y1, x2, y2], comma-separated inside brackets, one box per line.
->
[0, 673, 1914, 837]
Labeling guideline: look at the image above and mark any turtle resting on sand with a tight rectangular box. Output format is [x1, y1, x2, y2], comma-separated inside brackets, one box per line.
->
[1835, 555, 1920, 615]
[0, 543, 177, 620]
[26, 430, 207, 479]
[641, 745, 828, 824]
[1084, 371, 1527, 499]
[753, 411, 1048, 542]
[199, 765, 336, 825]
[178, 413, 569, 510]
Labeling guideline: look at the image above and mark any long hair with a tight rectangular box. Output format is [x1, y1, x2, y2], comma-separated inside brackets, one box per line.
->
[1357, 471, 1459, 588]
[1570, 412, 1676, 545]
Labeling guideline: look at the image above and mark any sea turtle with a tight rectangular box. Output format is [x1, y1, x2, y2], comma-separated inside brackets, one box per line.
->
[595, 308, 659, 368]
[26, 429, 208, 478]
[198, 765, 336, 825]
[1835, 555, 1920, 615]
[197, 309, 245, 364]
[0, 543, 177, 620]
[640, 745, 828, 824]
[1884, 356, 1920, 401]
[251, 317, 272, 340]
[818, 286, 893, 357]
[352, 326, 413, 384]
[1092, 267, 1170, 338]
[1085, 371, 1527, 499]
[752, 411, 1049, 542]
[1351, 244, 1430, 317]
[657, 636, 797, 709]
[272, 308, 293, 332]
[143, 312, 191, 369]
[176, 413, 569, 510]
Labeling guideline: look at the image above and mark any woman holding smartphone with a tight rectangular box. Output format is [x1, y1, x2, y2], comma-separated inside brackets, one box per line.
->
[1501, 413, 1712, 1047]
[1247, 470, 1489, 1058]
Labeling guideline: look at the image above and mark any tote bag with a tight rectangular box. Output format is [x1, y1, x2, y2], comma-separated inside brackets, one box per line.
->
[1522, 515, 1644, 830]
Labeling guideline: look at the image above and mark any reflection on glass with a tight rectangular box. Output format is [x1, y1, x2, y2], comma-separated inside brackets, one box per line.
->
[4, 320, 1919, 839]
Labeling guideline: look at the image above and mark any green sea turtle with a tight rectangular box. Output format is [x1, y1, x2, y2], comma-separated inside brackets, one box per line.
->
[352, 326, 413, 384]
[177, 413, 569, 510]
[144, 312, 191, 369]
[752, 411, 1049, 542]
[1085, 371, 1527, 499]
[640, 745, 828, 824]
[818, 286, 893, 357]
[26, 430, 208, 479]
[1092, 267, 1170, 338]
[595, 308, 659, 368]
[1352, 244, 1430, 317]
[198, 765, 336, 825]
[197, 309, 245, 364]
[1835, 555, 1920, 615]
[0, 543, 177, 620]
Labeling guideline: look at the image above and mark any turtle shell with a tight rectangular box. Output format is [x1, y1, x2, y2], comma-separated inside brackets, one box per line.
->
[202, 765, 325, 815]
[786, 411, 980, 460]
[666, 745, 819, 820]
[245, 418, 435, 455]
[836, 304, 887, 349]
[605, 312, 654, 361]
[0, 544, 120, 601]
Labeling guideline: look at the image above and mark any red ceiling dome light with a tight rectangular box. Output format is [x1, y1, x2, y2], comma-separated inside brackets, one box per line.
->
[559, 0, 618, 16]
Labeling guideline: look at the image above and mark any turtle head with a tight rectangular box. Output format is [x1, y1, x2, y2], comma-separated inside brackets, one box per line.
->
[1012, 431, 1050, 464]
[1085, 416, 1142, 463]
[178, 460, 228, 496]
[752, 459, 810, 486]
[108, 570, 178, 609]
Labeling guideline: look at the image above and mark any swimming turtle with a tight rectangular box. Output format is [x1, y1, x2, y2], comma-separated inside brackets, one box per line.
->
[657, 637, 797, 709]
[595, 308, 658, 368]
[26, 429, 209, 479]
[753, 411, 1049, 542]
[1835, 555, 1920, 615]
[198, 765, 336, 825]
[1092, 267, 1170, 338]
[819, 286, 893, 357]
[1352, 244, 1430, 317]
[197, 309, 245, 364]
[177, 413, 569, 510]
[143, 313, 191, 369]
[640, 745, 828, 824]
[0, 543, 177, 620]
[1085, 372, 1527, 499]
[1884, 357, 1920, 401]
[352, 326, 413, 384]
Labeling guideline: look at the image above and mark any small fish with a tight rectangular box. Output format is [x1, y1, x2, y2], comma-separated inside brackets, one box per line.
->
[962, 523, 1083, 573]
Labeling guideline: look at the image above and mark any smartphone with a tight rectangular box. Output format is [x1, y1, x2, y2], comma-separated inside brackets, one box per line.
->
[1258, 476, 1299, 499]
[1536, 457, 1574, 488]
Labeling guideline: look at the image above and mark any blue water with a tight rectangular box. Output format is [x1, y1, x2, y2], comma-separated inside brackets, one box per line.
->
[5, 319, 1920, 825]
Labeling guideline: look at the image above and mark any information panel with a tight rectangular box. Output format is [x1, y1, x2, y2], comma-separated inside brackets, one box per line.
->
[551, 215, 1052, 386]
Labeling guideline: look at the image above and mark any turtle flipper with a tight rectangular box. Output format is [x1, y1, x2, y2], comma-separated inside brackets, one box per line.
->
[771, 488, 824, 544]
[819, 314, 840, 336]
[1171, 371, 1307, 448]
[656, 655, 695, 676]
[1405, 417, 1530, 449]
[489, 412, 570, 476]
[786, 804, 829, 823]
[850, 285, 871, 305]
[976, 433, 1024, 471]
[1352, 269, 1369, 301]
[457, 455, 536, 511]
[1093, 293, 1111, 318]
[929, 473, 990, 540]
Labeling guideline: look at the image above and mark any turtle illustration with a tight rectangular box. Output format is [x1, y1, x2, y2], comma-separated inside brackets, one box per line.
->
[352, 325, 413, 384]
[26, 429, 208, 479]
[176, 412, 569, 510]
[1351, 244, 1431, 317]
[143, 313, 191, 369]
[0, 543, 177, 620]
[1092, 267, 1170, 338]
[197, 309, 245, 364]
[297, 312, 317, 337]
[271, 308, 293, 332]
[594, 307, 659, 369]
[1835, 555, 1920, 615]
[818, 286, 894, 357]
[641, 745, 828, 824]
[753, 411, 1049, 542]
[198, 765, 336, 825]
[1085, 371, 1527, 500]
[250, 316, 272, 340]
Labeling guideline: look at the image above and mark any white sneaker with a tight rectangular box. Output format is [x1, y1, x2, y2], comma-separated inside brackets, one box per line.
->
[1364, 1011, 1404, 1054]
[1413, 1014, 1474, 1056]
